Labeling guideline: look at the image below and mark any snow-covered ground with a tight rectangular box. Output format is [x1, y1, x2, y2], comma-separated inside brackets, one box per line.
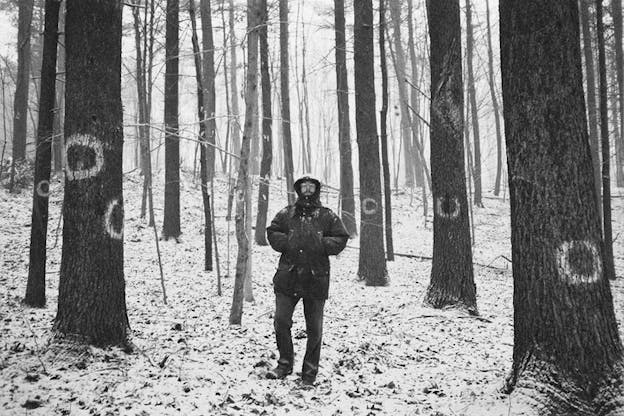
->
[1, 171, 623, 415]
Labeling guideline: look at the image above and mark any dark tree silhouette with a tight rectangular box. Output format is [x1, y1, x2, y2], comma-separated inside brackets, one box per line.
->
[424, 0, 476, 314]
[162, 0, 181, 240]
[25, 0, 61, 307]
[333, 0, 357, 236]
[354, 0, 387, 285]
[54, 0, 128, 346]
[255, 0, 272, 246]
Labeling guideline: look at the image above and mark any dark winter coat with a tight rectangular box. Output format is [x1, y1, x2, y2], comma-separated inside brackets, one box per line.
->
[266, 176, 349, 299]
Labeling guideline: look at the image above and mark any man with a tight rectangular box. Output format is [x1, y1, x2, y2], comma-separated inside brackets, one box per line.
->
[266, 175, 349, 385]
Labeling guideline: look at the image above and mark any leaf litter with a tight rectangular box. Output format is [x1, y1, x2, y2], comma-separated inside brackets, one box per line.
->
[0, 172, 622, 415]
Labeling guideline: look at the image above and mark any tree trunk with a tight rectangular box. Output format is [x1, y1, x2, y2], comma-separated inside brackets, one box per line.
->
[163, 0, 181, 240]
[354, 0, 387, 286]
[379, 0, 394, 261]
[24, 0, 60, 308]
[52, 0, 65, 173]
[12, 0, 34, 163]
[499, 1, 624, 412]
[200, 0, 217, 259]
[597, 1, 616, 282]
[407, 0, 427, 199]
[229, 0, 241, 162]
[230, 0, 259, 325]
[54, 0, 128, 346]
[190, 0, 213, 271]
[424, 0, 477, 314]
[254, 0, 272, 246]
[485, 0, 504, 197]
[333, 0, 357, 237]
[389, 1, 414, 189]
[465, 0, 483, 207]
[280, 0, 295, 205]
[613, 0, 624, 186]
[580, 0, 602, 216]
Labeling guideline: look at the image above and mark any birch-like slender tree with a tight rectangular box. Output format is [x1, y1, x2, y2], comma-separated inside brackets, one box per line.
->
[465, 0, 482, 207]
[485, 0, 504, 197]
[280, 0, 295, 204]
[24, 0, 61, 308]
[230, 0, 259, 325]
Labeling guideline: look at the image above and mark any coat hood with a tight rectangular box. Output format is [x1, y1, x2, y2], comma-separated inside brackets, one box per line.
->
[293, 174, 322, 207]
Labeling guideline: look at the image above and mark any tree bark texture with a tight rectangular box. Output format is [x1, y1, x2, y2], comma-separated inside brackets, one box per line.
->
[55, 0, 128, 346]
[499, 0, 624, 412]
[255, 0, 272, 246]
[200, 0, 216, 182]
[354, 0, 387, 286]
[333, 0, 357, 237]
[25, 0, 61, 308]
[163, 0, 181, 240]
[230, 0, 259, 325]
[424, 0, 477, 314]
[12, 0, 34, 162]
[279, 0, 295, 205]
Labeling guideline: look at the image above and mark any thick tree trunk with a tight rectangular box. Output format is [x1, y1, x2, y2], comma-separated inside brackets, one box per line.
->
[500, 1, 624, 412]
[230, 0, 259, 325]
[254, 0, 272, 246]
[485, 0, 504, 197]
[465, 0, 483, 207]
[379, 0, 394, 261]
[354, 0, 387, 286]
[163, 0, 181, 240]
[580, 0, 602, 216]
[280, 0, 295, 205]
[613, 0, 624, 186]
[54, 0, 128, 346]
[24, 0, 60, 308]
[12, 0, 34, 163]
[333, 0, 357, 237]
[190, 0, 213, 271]
[424, 0, 477, 314]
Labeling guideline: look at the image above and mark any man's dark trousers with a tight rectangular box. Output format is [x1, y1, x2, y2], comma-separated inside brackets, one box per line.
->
[274, 292, 325, 381]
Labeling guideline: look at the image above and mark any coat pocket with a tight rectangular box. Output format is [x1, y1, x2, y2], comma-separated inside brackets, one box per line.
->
[273, 265, 294, 294]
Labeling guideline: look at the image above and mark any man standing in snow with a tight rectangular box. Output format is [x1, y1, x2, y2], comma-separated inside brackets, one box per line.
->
[265, 175, 349, 386]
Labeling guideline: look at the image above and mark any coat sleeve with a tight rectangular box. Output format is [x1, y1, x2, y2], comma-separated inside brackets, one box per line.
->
[322, 210, 349, 256]
[267, 208, 290, 253]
